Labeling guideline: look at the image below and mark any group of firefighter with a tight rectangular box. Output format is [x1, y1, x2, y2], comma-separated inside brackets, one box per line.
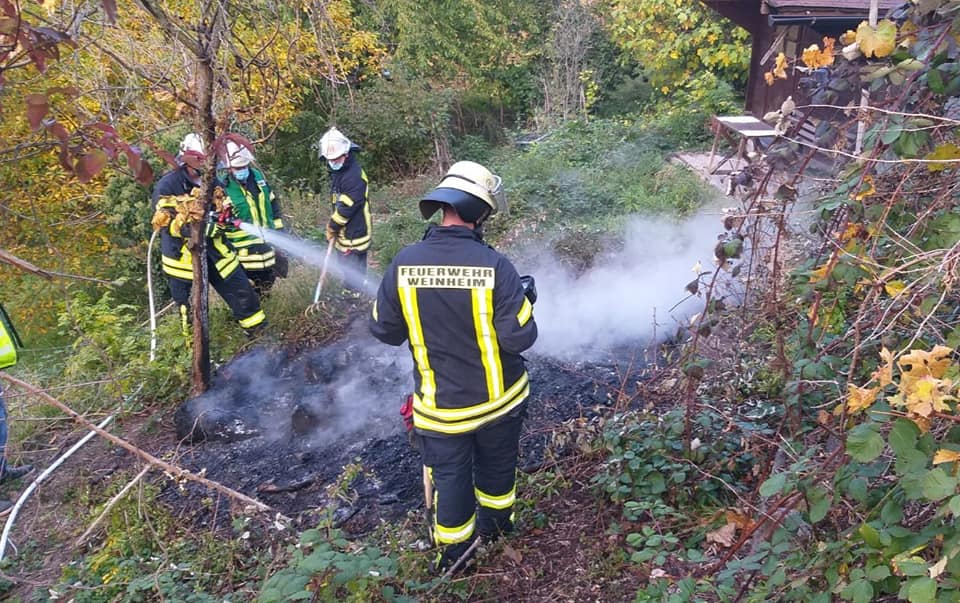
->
[2, 127, 538, 574]
[151, 127, 373, 337]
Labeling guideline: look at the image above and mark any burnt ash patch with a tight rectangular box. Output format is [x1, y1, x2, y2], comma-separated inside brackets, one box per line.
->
[161, 326, 643, 536]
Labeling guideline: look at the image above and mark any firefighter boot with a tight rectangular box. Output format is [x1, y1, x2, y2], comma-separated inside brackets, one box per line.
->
[430, 534, 478, 576]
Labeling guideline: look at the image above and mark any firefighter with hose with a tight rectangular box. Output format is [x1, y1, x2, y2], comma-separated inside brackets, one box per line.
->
[150, 133, 266, 337]
[218, 138, 288, 296]
[0, 304, 34, 514]
[369, 161, 538, 573]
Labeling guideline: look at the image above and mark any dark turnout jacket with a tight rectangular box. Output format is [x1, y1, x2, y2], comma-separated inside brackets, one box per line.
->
[327, 151, 371, 252]
[370, 225, 537, 436]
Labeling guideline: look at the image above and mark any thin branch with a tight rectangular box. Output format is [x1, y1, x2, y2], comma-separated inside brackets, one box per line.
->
[0, 373, 279, 516]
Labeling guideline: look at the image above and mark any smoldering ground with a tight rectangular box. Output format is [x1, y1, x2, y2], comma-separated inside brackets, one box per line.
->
[165, 210, 735, 528]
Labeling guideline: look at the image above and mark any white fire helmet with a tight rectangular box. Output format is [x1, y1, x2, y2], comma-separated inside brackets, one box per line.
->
[318, 127, 351, 160]
[223, 140, 254, 168]
[419, 161, 507, 223]
[178, 133, 206, 169]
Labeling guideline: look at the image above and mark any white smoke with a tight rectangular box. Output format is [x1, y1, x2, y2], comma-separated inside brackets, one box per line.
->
[238, 223, 377, 296]
[241, 211, 733, 363]
[515, 212, 730, 360]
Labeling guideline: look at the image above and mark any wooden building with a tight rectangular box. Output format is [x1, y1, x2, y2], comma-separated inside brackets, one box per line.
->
[700, 0, 902, 117]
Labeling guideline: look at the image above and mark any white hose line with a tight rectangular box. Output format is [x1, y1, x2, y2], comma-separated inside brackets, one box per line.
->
[147, 229, 158, 362]
[0, 414, 115, 561]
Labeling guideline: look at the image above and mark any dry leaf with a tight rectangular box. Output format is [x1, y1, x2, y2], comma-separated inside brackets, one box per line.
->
[932, 450, 960, 465]
[705, 522, 737, 547]
[502, 544, 523, 564]
[856, 20, 897, 58]
[872, 347, 894, 388]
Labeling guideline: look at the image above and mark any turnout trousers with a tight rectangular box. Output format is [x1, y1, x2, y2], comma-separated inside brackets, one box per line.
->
[418, 409, 524, 566]
[337, 249, 367, 293]
[167, 266, 264, 334]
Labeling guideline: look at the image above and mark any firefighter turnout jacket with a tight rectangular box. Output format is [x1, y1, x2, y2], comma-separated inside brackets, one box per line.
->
[221, 167, 284, 272]
[327, 152, 371, 253]
[370, 225, 538, 435]
[152, 166, 240, 282]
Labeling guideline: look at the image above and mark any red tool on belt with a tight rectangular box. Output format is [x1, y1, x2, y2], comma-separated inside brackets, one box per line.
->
[400, 394, 414, 432]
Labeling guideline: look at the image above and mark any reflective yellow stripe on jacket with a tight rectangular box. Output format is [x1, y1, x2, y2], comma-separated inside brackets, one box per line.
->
[0, 315, 17, 369]
[161, 232, 239, 280]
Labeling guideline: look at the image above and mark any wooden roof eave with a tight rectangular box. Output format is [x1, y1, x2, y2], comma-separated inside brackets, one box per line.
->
[698, 0, 765, 33]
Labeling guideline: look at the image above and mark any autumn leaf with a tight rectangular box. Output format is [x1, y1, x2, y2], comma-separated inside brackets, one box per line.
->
[706, 522, 737, 547]
[74, 150, 108, 184]
[872, 347, 894, 388]
[801, 38, 835, 69]
[837, 383, 879, 416]
[809, 262, 831, 284]
[852, 175, 876, 201]
[856, 20, 897, 58]
[933, 450, 960, 465]
[884, 280, 907, 297]
[903, 375, 954, 417]
[924, 143, 960, 173]
[25, 94, 49, 130]
[840, 29, 857, 46]
[773, 52, 787, 79]
[898, 346, 954, 380]
[764, 71, 775, 86]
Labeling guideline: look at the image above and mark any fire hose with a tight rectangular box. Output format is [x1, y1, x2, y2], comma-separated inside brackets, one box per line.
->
[146, 230, 158, 362]
[147, 204, 243, 359]
[0, 413, 115, 561]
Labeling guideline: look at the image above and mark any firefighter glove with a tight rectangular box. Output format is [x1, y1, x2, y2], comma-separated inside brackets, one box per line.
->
[204, 214, 224, 239]
[520, 275, 537, 304]
[325, 223, 338, 242]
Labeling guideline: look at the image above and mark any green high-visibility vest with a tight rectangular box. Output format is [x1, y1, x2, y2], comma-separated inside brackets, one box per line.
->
[0, 304, 22, 369]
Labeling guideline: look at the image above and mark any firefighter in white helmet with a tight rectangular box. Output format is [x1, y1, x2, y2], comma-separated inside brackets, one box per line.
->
[370, 161, 538, 573]
[150, 133, 266, 336]
[318, 127, 371, 293]
[218, 137, 287, 295]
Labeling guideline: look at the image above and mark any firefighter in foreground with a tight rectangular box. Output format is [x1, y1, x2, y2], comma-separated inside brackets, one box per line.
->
[369, 161, 538, 573]
[218, 138, 287, 295]
[318, 127, 371, 293]
[0, 303, 34, 513]
[151, 134, 266, 336]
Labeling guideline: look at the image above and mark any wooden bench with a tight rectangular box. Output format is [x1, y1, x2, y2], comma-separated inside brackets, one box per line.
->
[707, 115, 780, 174]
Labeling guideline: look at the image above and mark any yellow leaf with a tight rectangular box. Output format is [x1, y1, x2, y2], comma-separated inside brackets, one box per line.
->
[903, 376, 954, 417]
[773, 52, 788, 79]
[801, 38, 835, 69]
[856, 20, 897, 59]
[837, 384, 879, 416]
[900, 21, 918, 48]
[898, 345, 954, 380]
[932, 450, 960, 465]
[852, 175, 876, 200]
[873, 347, 894, 388]
[884, 280, 907, 297]
[924, 143, 960, 173]
[809, 263, 831, 284]
[840, 30, 857, 45]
